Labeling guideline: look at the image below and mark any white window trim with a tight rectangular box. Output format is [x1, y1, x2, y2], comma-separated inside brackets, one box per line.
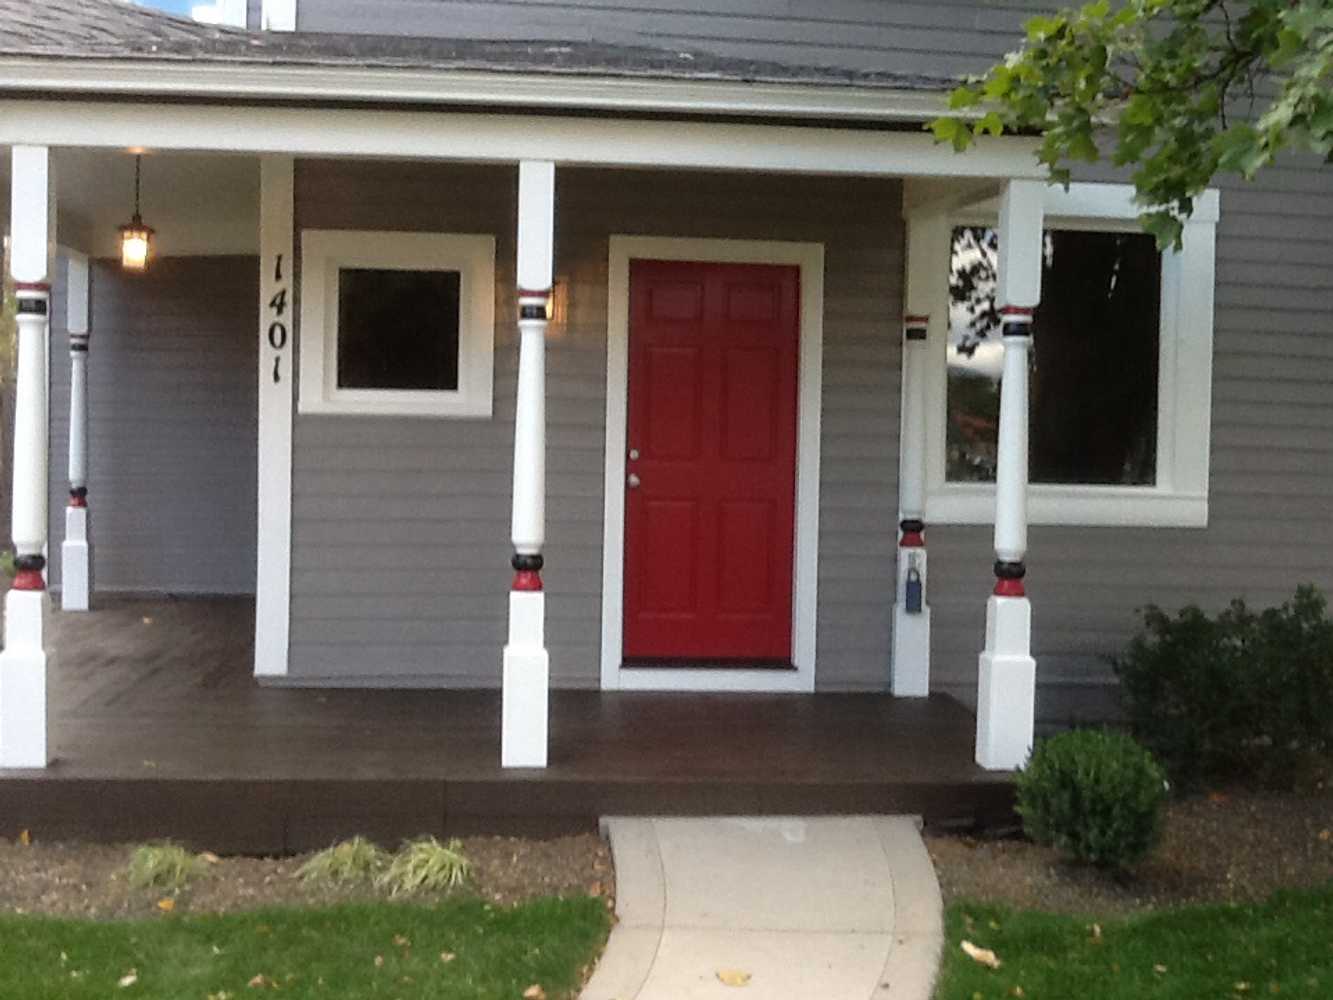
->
[600, 236, 824, 693]
[911, 182, 1218, 528]
[260, 0, 296, 31]
[298, 229, 496, 419]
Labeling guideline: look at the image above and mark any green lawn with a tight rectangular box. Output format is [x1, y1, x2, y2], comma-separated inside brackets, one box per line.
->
[936, 884, 1333, 999]
[0, 897, 609, 999]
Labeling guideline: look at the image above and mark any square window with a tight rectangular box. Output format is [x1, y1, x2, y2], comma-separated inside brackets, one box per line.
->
[336, 268, 461, 392]
[298, 230, 496, 418]
[947, 226, 1162, 486]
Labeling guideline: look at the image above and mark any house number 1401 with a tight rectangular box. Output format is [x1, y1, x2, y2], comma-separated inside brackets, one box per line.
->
[268, 254, 289, 383]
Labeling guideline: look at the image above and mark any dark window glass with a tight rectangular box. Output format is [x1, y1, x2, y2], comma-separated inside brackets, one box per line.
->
[947, 226, 1161, 485]
[336, 268, 461, 391]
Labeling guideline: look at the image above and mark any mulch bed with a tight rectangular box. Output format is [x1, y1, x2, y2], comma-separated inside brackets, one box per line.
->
[928, 785, 1333, 915]
[0, 834, 613, 920]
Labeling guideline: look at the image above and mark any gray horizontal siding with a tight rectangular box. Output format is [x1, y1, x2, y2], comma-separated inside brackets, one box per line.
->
[288, 159, 901, 688]
[48, 257, 258, 595]
[297, 0, 1047, 78]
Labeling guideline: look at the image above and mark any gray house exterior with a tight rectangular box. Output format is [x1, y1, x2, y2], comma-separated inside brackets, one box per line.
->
[0, 0, 1329, 772]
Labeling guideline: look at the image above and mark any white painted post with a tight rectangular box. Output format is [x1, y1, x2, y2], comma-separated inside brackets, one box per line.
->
[254, 156, 295, 678]
[61, 252, 91, 611]
[1, 145, 54, 768]
[503, 161, 555, 769]
[976, 179, 1043, 771]
[893, 212, 945, 697]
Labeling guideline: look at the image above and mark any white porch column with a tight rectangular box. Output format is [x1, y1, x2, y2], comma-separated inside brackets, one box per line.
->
[502, 160, 555, 769]
[254, 156, 295, 678]
[1, 145, 55, 768]
[61, 252, 91, 611]
[892, 212, 945, 697]
[976, 179, 1043, 771]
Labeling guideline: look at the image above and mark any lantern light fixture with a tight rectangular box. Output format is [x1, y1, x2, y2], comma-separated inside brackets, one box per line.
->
[119, 155, 154, 272]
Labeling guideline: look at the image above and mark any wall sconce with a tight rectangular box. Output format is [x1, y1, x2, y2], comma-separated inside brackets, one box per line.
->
[119, 155, 154, 272]
[545, 279, 569, 333]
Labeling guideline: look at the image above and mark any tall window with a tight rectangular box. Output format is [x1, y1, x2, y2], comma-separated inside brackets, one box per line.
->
[947, 226, 1162, 485]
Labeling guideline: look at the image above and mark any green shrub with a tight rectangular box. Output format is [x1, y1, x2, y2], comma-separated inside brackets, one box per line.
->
[126, 842, 210, 892]
[377, 837, 472, 896]
[1017, 729, 1168, 869]
[296, 836, 389, 887]
[1113, 585, 1333, 789]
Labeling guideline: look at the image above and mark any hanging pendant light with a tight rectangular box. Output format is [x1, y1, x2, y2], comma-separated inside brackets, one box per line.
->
[119, 155, 154, 272]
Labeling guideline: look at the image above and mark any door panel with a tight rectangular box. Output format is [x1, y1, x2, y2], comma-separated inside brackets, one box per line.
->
[623, 259, 799, 663]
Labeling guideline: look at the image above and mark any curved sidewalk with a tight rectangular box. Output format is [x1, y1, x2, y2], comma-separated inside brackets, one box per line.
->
[581, 815, 944, 1000]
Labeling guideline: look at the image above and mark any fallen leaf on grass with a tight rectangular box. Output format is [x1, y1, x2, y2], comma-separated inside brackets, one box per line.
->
[961, 941, 1002, 970]
[1154, 964, 1168, 975]
[17, 829, 30, 846]
[156, 898, 175, 913]
[393, 935, 411, 948]
[1090, 923, 1102, 943]
[118, 970, 138, 988]
[1318, 829, 1330, 843]
[200, 851, 221, 864]
[523, 985, 547, 1000]
[439, 952, 456, 963]
[716, 969, 752, 987]
[247, 973, 274, 989]
[373, 955, 384, 968]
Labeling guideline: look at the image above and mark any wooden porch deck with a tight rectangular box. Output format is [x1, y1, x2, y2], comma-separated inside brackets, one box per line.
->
[0, 597, 1013, 853]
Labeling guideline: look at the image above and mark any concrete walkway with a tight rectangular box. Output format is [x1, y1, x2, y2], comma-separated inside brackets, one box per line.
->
[581, 816, 944, 1000]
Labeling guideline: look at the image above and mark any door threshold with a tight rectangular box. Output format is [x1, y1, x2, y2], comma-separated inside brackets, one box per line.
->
[621, 658, 797, 671]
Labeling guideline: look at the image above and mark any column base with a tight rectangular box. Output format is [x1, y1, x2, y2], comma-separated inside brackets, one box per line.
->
[975, 595, 1035, 771]
[891, 605, 931, 698]
[61, 505, 90, 611]
[502, 590, 548, 768]
[0, 589, 48, 768]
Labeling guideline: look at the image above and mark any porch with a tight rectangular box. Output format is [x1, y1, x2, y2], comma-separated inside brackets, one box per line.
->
[0, 596, 1012, 852]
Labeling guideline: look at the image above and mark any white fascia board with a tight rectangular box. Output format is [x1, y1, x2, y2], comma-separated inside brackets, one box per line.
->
[0, 99, 1044, 180]
[0, 57, 958, 124]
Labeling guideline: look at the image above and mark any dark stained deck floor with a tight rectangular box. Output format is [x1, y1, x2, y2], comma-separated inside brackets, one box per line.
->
[0, 597, 1013, 852]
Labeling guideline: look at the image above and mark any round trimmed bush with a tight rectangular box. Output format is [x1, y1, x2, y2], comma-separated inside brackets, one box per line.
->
[1017, 729, 1168, 869]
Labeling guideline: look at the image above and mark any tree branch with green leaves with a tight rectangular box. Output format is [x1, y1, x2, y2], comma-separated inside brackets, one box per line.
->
[933, 0, 1332, 247]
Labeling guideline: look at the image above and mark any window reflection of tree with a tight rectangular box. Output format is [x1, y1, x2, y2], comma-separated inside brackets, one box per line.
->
[946, 227, 1161, 486]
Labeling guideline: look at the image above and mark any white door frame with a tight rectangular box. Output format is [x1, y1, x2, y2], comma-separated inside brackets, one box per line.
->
[600, 236, 824, 692]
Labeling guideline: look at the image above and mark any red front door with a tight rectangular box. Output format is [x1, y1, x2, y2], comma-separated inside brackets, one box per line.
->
[623, 260, 800, 663]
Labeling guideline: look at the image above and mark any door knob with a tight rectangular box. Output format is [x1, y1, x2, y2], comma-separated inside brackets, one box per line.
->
[627, 473, 641, 489]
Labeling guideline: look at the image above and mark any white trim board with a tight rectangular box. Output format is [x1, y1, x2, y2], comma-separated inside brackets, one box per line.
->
[0, 100, 1044, 181]
[600, 237, 824, 694]
[0, 58, 963, 125]
[254, 156, 294, 677]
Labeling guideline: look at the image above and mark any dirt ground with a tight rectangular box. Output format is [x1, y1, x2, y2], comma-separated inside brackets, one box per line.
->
[928, 786, 1333, 916]
[0, 834, 613, 920]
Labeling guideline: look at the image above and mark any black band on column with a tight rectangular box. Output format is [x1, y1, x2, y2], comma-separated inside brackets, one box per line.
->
[994, 560, 1026, 580]
[518, 303, 547, 320]
[16, 298, 48, 316]
[900, 518, 925, 534]
[14, 554, 45, 573]
[511, 553, 544, 572]
[70, 486, 88, 500]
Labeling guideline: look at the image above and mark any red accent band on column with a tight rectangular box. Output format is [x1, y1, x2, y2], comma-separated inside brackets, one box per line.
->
[999, 305, 1034, 319]
[904, 314, 930, 325]
[14, 282, 51, 293]
[69, 495, 87, 508]
[12, 569, 46, 591]
[993, 577, 1026, 597]
[512, 570, 543, 592]
[900, 530, 925, 548]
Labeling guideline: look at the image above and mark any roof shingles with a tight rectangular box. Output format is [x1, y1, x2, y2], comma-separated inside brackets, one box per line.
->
[0, 0, 953, 91]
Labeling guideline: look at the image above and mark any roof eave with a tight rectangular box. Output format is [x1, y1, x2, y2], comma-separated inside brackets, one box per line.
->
[0, 55, 957, 124]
